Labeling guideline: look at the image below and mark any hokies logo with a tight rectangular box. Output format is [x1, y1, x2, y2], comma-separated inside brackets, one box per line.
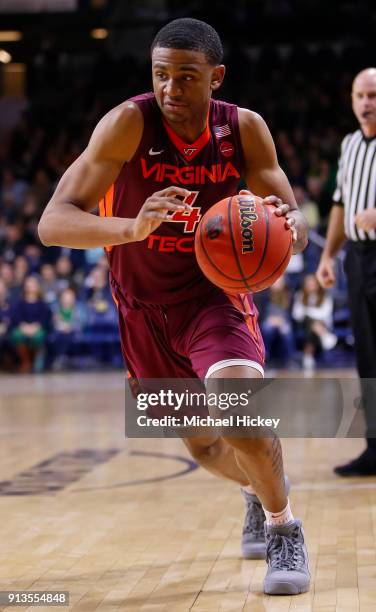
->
[219, 141, 234, 157]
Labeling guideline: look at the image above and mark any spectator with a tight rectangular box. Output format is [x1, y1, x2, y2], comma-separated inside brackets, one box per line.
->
[51, 287, 85, 369]
[261, 276, 295, 365]
[28, 170, 52, 210]
[39, 263, 60, 305]
[84, 247, 107, 270]
[292, 185, 320, 230]
[0, 278, 11, 369]
[96, 254, 109, 272]
[85, 266, 116, 326]
[13, 256, 29, 295]
[21, 194, 41, 240]
[24, 244, 42, 274]
[2, 224, 26, 263]
[55, 255, 75, 292]
[292, 274, 337, 371]
[0, 168, 28, 218]
[0, 262, 14, 289]
[53, 287, 84, 333]
[0, 216, 6, 247]
[85, 266, 111, 302]
[9, 276, 52, 373]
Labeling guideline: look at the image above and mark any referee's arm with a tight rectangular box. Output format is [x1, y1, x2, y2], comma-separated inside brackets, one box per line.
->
[316, 204, 347, 288]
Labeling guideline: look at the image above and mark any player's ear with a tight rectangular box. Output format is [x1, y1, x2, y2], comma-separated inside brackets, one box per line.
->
[210, 65, 225, 91]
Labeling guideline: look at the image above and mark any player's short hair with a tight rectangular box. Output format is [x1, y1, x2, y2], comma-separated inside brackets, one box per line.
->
[151, 18, 223, 65]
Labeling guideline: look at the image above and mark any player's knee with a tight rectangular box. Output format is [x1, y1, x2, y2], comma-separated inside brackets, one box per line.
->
[185, 438, 222, 465]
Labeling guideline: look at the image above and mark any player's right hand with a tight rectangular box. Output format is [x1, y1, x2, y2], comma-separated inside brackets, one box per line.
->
[316, 257, 336, 288]
[130, 187, 193, 242]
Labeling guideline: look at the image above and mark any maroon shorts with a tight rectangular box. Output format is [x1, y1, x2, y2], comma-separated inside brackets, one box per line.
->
[117, 290, 265, 380]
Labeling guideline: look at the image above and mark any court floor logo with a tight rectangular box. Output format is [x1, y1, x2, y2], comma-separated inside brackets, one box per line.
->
[0, 449, 120, 496]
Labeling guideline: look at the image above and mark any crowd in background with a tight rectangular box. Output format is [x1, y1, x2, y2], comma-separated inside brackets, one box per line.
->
[1, 21, 367, 373]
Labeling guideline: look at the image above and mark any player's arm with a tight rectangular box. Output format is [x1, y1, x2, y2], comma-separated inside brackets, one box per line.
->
[238, 108, 308, 254]
[38, 102, 142, 248]
[316, 204, 346, 288]
[38, 103, 191, 249]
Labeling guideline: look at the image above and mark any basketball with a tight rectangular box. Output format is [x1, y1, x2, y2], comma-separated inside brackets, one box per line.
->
[195, 194, 293, 293]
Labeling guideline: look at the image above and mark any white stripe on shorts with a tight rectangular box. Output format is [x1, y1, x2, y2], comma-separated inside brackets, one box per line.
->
[205, 359, 265, 380]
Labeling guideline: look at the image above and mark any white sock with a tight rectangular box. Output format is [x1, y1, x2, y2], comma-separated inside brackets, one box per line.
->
[263, 499, 294, 526]
[241, 484, 256, 495]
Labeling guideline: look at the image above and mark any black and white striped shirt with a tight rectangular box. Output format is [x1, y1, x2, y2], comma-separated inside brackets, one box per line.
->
[333, 130, 376, 241]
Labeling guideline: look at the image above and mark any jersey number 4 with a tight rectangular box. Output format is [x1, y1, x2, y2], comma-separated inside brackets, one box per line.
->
[169, 191, 201, 233]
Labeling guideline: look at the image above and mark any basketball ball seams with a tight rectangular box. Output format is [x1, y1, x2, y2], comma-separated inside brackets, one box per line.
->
[218, 237, 292, 292]
[198, 214, 248, 282]
[227, 197, 253, 292]
[260, 235, 292, 283]
[248, 237, 292, 291]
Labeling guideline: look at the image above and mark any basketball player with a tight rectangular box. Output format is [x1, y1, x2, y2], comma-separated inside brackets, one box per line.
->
[38, 19, 310, 594]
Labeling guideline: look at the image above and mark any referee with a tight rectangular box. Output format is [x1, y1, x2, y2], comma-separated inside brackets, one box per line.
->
[317, 67, 376, 476]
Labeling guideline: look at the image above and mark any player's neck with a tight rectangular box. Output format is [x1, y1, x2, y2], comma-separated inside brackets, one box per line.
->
[164, 117, 208, 143]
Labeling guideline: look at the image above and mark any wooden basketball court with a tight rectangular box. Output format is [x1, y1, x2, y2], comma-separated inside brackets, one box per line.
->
[0, 371, 375, 611]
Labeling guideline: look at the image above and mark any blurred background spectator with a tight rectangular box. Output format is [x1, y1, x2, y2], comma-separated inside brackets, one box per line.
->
[292, 274, 337, 372]
[0, 278, 11, 370]
[9, 275, 51, 373]
[261, 276, 295, 367]
[50, 287, 85, 370]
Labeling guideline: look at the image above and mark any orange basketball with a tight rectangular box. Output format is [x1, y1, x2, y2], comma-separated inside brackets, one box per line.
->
[195, 194, 293, 293]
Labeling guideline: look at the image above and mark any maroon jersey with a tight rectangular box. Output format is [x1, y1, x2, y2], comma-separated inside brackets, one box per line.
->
[100, 92, 245, 305]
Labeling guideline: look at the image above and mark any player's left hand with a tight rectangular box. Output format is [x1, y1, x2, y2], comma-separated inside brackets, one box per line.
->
[355, 209, 376, 232]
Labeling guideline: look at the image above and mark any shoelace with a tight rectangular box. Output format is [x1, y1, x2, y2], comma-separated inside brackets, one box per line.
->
[243, 500, 265, 537]
[267, 527, 305, 571]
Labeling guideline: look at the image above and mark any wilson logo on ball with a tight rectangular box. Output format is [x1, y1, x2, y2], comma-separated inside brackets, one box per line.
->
[238, 198, 258, 254]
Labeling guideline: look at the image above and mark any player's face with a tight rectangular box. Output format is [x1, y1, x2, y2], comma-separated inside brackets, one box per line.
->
[352, 72, 376, 132]
[152, 47, 225, 124]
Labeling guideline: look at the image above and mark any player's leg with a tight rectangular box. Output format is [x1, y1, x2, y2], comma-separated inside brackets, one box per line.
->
[173, 291, 272, 559]
[208, 364, 286, 511]
[208, 363, 310, 595]
[181, 367, 288, 560]
[182, 430, 278, 561]
[182, 434, 248, 485]
[118, 299, 275, 561]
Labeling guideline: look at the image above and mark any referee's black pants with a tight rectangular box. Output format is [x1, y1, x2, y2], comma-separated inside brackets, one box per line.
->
[344, 241, 376, 444]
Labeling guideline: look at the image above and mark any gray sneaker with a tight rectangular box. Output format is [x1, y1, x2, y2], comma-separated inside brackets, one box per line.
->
[241, 475, 290, 560]
[263, 519, 310, 595]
